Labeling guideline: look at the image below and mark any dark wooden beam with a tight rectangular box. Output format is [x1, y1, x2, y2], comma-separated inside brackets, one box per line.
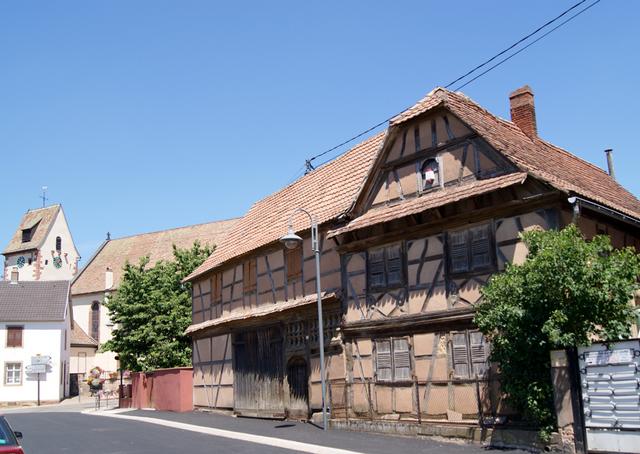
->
[335, 192, 562, 253]
[381, 133, 477, 171]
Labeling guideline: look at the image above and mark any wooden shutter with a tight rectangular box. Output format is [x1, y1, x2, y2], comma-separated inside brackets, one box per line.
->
[243, 259, 256, 292]
[386, 245, 404, 287]
[368, 249, 386, 290]
[7, 327, 23, 348]
[375, 339, 392, 382]
[213, 273, 223, 303]
[449, 230, 469, 274]
[469, 331, 490, 377]
[393, 338, 411, 381]
[286, 247, 302, 280]
[470, 224, 492, 270]
[451, 332, 470, 378]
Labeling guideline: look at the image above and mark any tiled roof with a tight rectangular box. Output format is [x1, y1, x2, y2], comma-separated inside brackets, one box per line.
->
[188, 86, 640, 280]
[398, 88, 640, 220]
[70, 320, 98, 347]
[3, 205, 61, 255]
[328, 173, 528, 237]
[186, 291, 337, 336]
[71, 219, 238, 295]
[186, 132, 385, 281]
[0, 280, 69, 322]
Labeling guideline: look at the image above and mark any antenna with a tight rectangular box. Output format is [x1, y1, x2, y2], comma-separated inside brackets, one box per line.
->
[41, 186, 49, 208]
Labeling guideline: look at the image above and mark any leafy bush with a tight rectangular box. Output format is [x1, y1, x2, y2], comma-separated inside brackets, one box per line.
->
[102, 241, 212, 371]
[475, 224, 640, 438]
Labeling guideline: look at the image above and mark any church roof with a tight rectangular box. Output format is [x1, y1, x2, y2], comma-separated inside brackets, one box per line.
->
[71, 218, 238, 296]
[3, 205, 62, 255]
[70, 320, 98, 347]
[0, 280, 70, 322]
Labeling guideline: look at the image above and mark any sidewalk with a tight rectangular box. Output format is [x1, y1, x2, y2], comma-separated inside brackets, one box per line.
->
[86, 408, 530, 454]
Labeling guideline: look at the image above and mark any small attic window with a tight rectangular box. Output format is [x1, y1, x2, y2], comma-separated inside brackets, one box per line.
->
[56, 236, 62, 251]
[421, 158, 441, 192]
[21, 228, 32, 243]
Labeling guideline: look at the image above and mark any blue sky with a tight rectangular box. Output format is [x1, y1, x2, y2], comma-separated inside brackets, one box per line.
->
[1, 1, 638, 265]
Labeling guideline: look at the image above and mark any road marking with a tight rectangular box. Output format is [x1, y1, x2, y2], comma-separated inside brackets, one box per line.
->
[86, 410, 366, 454]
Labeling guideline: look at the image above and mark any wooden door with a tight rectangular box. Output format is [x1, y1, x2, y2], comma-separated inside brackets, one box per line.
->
[286, 356, 309, 419]
[233, 326, 285, 418]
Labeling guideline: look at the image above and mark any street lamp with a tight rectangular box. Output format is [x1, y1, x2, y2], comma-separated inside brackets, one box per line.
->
[280, 208, 328, 431]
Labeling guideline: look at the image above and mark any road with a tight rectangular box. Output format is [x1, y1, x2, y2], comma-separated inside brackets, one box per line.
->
[3, 405, 530, 454]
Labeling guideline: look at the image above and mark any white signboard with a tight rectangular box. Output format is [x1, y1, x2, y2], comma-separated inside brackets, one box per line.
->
[584, 349, 633, 366]
[31, 356, 51, 366]
[25, 364, 47, 374]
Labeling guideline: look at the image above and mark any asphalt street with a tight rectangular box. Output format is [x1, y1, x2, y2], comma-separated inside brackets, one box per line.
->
[3, 405, 531, 454]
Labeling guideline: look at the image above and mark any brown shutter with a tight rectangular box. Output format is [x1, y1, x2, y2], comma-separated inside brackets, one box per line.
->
[286, 247, 302, 280]
[368, 249, 386, 290]
[7, 327, 23, 348]
[393, 338, 411, 381]
[449, 230, 469, 274]
[469, 331, 490, 377]
[386, 245, 404, 287]
[375, 339, 392, 382]
[243, 259, 256, 292]
[214, 273, 223, 303]
[451, 332, 470, 378]
[470, 224, 492, 270]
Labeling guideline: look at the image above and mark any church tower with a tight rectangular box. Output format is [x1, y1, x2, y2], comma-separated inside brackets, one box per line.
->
[3, 205, 80, 281]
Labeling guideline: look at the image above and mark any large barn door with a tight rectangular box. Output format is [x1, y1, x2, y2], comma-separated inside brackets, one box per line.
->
[233, 326, 285, 418]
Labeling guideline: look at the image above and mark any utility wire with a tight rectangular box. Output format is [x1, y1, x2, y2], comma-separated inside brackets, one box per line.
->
[443, 0, 589, 89]
[303, 0, 601, 170]
[453, 0, 602, 92]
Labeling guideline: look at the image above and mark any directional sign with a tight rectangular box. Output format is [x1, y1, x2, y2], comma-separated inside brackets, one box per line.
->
[31, 356, 51, 366]
[26, 364, 47, 374]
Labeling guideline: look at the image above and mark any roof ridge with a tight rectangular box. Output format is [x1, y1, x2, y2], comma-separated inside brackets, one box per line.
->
[247, 131, 387, 208]
[535, 138, 609, 176]
[25, 204, 61, 213]
[109, 217, 240, 242]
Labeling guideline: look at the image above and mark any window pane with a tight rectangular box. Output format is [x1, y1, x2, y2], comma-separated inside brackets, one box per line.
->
[421, 158, 440, 190]
[449, 231, 469, 273]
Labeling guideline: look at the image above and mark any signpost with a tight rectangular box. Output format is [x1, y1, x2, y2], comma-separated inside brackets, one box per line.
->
[28, 355, 51, 406]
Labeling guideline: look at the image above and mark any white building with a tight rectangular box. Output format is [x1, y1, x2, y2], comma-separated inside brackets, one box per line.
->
[0, 279, 71, 404]
[2, 205, 80, 282]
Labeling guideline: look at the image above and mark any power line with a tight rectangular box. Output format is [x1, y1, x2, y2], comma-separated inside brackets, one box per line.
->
[303, 0, 601, 169]
[453, 0, 602, 92]
[443, 0, 589, 89]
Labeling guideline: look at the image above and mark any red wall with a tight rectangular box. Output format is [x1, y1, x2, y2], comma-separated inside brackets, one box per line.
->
[130, 367, 193, 412]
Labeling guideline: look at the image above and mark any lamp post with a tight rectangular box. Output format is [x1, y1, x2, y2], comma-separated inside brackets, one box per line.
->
[280, 208, 328, 431]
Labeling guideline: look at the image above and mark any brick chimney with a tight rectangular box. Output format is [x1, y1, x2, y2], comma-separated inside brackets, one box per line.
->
[509, 85, 537, 138]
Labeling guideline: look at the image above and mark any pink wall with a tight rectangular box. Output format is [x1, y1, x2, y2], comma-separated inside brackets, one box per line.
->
[130, 367, 193, 412]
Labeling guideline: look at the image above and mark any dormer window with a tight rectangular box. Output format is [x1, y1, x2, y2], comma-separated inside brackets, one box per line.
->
[21, 228, 32, 243]
[56, 236, 62, 251]
[421, 158, 441, 192]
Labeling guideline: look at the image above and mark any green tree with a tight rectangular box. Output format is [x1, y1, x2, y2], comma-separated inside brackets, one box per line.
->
[475, 224, 640, 437]
[102, 241, 212, 371]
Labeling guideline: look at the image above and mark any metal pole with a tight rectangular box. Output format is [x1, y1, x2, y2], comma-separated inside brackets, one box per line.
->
[312, 221, 328, 431]
[37, 373, 41, 406]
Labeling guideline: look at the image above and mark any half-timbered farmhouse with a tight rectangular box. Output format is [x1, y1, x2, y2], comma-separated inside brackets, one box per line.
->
[184, 86, 640, 427]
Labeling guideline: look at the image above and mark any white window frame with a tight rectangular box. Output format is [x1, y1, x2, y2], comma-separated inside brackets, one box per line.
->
[5, 362, 22, 386]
